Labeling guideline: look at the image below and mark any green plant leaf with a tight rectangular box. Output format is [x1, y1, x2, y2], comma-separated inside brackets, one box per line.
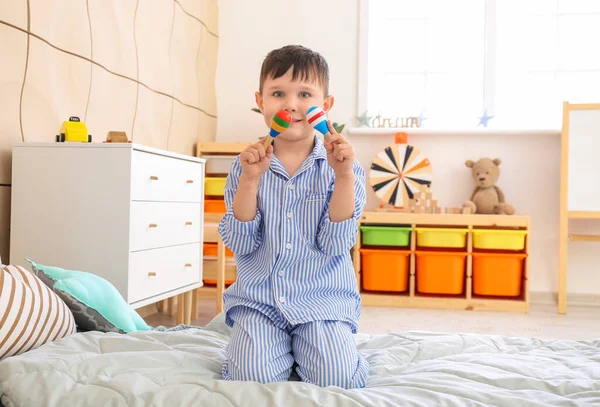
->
[251, 108, 261, 113]
[333, 123, 345, 133]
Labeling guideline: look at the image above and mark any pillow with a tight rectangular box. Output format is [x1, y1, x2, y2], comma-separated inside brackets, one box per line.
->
[0, 265, 77, 360]
[26, 259, 151, 334]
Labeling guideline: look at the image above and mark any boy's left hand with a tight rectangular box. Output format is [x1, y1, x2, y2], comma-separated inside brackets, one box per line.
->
[324, 120, 354, 177]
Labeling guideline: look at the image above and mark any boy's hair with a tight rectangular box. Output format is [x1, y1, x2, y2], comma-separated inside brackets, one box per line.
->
[259, 45, 330, 96]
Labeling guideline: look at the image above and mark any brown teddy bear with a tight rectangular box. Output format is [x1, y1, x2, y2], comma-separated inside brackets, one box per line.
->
[462, 158, 515, 215]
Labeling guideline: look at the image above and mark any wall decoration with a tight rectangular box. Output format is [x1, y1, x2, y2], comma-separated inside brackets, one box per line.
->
[368, 142, 432, 208]
[355, 111, 424, 128]
[371, 113, 421, 128]
[356, 111, 372, 127]
[418, 111, 427, 127]
[478, 108, 494, 127]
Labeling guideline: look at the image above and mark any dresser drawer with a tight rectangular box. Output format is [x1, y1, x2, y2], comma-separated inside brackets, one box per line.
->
[128, 243, 201, 303]
[131, 150, 203, 202]
[130, 201, 201, 251]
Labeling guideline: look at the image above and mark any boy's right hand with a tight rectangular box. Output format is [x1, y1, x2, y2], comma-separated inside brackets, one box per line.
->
[239, 140, 273, 181]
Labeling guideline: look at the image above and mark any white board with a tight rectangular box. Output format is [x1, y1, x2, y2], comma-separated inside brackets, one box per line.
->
[567, 107, 600, 211]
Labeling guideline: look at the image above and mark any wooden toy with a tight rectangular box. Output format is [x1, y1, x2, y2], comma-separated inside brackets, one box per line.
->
[263, 110, 292, 148]
[105, 131, 129, 143]
[56, 116, 92, 143]
[307, 106, 330, 137]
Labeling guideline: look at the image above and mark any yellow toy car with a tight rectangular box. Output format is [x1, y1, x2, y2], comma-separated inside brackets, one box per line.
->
[56, 116, 92, 142]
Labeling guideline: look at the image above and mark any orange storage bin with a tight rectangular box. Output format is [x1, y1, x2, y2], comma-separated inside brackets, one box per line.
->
[415, 251, 467, 295]
[203, 242, 234, 257]
[360, 248, 410, 293]
[205, 199, 226, 213]
[472, 252, 525, 297]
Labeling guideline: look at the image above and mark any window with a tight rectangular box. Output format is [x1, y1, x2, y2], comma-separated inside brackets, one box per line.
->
[362, 0, 600, 129]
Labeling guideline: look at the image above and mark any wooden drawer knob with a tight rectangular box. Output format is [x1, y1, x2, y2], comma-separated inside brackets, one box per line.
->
[148, 272, 157, 276]
[150, 176, 159, 181]
[186, 180, 194, 184]
[185, 263, 192, 267]
[185, 221, 193, 226]
[149, 223, 158, 228]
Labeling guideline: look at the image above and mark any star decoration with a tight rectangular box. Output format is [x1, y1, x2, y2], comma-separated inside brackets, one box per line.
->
[418, 111, 427, 127]
[356, 111, 372, 127]
[478, 109, 494, 127]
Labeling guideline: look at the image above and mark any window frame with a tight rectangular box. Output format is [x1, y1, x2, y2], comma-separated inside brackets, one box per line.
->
[357, 0, 599, 129]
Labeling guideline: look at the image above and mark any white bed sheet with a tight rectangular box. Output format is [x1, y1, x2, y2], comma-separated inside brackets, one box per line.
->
[1, 312, 599, 406]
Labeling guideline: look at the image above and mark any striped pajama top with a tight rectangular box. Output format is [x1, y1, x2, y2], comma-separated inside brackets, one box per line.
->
[218, 135, 367, 333]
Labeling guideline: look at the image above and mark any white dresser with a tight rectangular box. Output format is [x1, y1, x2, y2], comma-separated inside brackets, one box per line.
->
[9, 142, 206, 309]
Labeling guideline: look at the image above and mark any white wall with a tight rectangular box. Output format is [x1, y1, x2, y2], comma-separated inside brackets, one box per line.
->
[216, 0, 359, 143]
[215, 0, 600, 297]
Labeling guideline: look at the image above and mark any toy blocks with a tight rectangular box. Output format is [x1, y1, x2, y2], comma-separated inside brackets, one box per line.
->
[397, 185, 473, 214]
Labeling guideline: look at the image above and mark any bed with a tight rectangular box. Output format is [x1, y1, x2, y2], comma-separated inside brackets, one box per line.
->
[1, 312, 599, 407]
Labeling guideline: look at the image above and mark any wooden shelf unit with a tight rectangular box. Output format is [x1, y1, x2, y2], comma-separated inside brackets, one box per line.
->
[353, 212, 531, 313]
[191, 142, 248, 316]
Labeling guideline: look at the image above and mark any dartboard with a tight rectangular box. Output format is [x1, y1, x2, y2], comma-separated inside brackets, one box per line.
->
[368, 144, 432, 207]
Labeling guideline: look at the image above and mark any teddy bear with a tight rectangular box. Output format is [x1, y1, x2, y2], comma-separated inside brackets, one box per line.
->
[462, 158, 515, 215]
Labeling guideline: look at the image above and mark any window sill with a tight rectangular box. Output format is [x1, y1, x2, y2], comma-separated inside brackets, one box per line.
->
[346, 127, 561, 137]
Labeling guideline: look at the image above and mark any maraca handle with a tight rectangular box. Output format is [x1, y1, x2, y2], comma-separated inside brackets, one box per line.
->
[263, 134, 274, 149]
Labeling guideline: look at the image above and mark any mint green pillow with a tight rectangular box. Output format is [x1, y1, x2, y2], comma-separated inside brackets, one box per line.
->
[27, 259, 151, 333]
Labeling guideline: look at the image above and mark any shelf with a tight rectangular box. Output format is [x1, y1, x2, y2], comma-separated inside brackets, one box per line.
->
[354, 211, 531, 313]
[360, 292, 528, 312]
[361, 212, 530, 228]
[347, 127, 560, 137]
[568, 211, 600, 219]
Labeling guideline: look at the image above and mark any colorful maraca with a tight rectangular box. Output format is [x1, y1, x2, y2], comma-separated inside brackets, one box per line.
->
[306, 106, 331, 137]
[263, 110, 292, 148]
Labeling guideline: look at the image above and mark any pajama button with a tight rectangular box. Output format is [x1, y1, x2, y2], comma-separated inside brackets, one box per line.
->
[286, 243, 292, 249]
[279, 297, 286, 303]
[287, 212, 293, 219]
[288, 184, 295, 190]
[278, 271, 284, 276]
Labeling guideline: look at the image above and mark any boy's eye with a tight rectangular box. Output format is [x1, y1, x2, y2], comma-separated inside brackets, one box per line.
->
[273, 91, 284, 97]
[299, 92, 311, 98]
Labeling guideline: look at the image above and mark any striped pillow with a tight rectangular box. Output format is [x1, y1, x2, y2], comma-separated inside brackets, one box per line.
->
[0, 264, 76, 360]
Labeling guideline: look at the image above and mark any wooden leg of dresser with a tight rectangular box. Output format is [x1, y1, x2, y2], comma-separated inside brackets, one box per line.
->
[184, 290, 193, 325]
[216, 237, 226, 314]
[156, 300, 165, 313]
[176, 294, 185, 325]
[168, 297, 175, 316]
[190, 289, 199, 320]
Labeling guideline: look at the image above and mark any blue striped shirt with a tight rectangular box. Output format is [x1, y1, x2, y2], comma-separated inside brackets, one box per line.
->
[218, 135, 367, 333]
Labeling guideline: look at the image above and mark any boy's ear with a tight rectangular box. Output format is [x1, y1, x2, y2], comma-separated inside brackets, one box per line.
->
[323, 95, 334, 113]
[255, 91, 264, 113]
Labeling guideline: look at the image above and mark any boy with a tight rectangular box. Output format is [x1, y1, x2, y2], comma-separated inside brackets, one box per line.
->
[218, 45, 368, 389]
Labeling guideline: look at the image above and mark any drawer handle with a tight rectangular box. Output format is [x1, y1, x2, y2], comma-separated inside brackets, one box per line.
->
[185, 221, 193, 226]
[185, 263, 192, 267]
[149, 223, 158, 228]
[150, 176, 159, 181]
[186, 180, 194, 184]
[148, 272, 157, 277]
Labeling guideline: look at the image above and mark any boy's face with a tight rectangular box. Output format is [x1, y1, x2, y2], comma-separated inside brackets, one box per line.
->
[255, 67, 334, 142]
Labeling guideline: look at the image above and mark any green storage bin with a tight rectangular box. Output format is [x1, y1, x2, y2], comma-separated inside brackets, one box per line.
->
[360, 225, 411, 247]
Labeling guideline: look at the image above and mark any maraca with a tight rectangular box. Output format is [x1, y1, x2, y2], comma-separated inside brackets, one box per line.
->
[263, 110, 292, 148]
[306, 106, 331, 137]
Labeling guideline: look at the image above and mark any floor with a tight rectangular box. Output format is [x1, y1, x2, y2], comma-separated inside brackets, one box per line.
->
[144, 299, 600, 341]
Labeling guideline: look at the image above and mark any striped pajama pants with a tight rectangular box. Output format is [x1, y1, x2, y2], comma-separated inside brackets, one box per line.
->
[222, 305, 369, 389]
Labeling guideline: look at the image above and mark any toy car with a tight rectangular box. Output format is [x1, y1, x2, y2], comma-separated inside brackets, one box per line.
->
[56, 116, 92, 142]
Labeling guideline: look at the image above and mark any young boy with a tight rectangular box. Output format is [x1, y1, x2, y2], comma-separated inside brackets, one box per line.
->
[218, 45, 368, 389]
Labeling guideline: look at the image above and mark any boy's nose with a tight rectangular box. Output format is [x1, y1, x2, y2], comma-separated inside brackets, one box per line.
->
[283, 97, 299, 113]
